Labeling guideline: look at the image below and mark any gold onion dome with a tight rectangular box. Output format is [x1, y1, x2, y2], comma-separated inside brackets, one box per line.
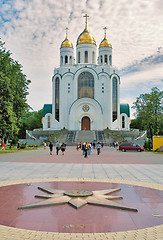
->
[99, 27, 112, 48]
[77, 27, 96, 45]
[76, 14, 96, 45]
[61, 28, 73, 48]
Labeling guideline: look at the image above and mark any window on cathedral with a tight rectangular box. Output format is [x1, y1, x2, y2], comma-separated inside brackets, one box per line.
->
[61, 56, 63, 65]
[55, 77, 60, 121]
[122, 116, 125, 128]
[104, 55, 108, 64]
[65, 55, 68, 64]
[78, 52, 80, 63]
[78, 71, 94, 99]
[112, 77, 118, 122]
[85, 51, 88, 63]
[92, 51, 95, 63]
[100, 55, 103, 63]
[109, 55, 112, 65]
[68, 83, 70, 93]
[47, 115, 50, 128]
[102, 84, 104, 93]
[70, 56, 72, 64]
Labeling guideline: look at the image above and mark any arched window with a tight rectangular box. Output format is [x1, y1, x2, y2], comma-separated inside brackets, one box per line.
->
[104, 55, 108, 64]
[55, 77, 60, 121]
[112, 77, 118, 122]
[78, 51, 80, 63]
[78, 71, 94, 99]
[61, 56, 63, 65]
[92, 51, 95, 63]
[47, 116, 50, 128]
[65, 55, 68, 64]
[70, 56, 72, 64]
[122, 116, 125, 128]
[109, 55, 112, 65]
[100, 55, 103, 64]
[85, 51, 88, 63]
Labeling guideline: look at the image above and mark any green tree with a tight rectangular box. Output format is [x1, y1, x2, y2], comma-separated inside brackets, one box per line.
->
[132, 87, 163, 140]
[0, 40, 31, 141]
[18, 109, 43, 138]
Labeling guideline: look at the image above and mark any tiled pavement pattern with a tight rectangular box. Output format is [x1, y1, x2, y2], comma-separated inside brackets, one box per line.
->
[0, 147, 163, 240]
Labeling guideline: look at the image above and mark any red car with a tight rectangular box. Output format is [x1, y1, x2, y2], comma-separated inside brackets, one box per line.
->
[119, 142, 144, 152]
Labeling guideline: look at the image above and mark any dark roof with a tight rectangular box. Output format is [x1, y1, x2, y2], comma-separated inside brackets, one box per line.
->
[43, 104, 52, 117]
[120, 104, 130, 117]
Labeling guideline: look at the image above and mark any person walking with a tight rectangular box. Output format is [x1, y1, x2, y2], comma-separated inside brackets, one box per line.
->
[82, 142, 86, 156]
[1, 141, 6, 151]
[96, 142, 101, 155]
[84, 142, 88, 158]
[61, 143, 66, 155]
[88, 142, 92, 155]
[55, 141, 60, 155]
[17, 141, 20, 150]
[49, 141, 53, 155]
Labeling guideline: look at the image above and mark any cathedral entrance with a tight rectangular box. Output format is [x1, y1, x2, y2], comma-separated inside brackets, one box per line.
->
[81, 117, 90, 130]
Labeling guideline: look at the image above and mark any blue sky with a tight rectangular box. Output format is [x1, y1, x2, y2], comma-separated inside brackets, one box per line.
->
[0, 0, 163, 118]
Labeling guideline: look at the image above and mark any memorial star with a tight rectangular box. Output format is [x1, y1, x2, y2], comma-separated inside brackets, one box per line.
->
[18, 187, 138, 212]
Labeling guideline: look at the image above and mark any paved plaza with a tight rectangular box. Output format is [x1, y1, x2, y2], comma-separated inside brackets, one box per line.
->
[0, 146, 163, 239]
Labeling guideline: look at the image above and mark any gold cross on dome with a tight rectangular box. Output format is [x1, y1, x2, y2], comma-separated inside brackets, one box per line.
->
[103, 27, 107, 39]
[65, 27, 69, 38]
[83, 14, 89, 29]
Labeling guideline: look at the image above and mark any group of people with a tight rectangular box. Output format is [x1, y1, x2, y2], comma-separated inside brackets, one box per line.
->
[77, 142, 102, 157]
[48, 141, 66, 155]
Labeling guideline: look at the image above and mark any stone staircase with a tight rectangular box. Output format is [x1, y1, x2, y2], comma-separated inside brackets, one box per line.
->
[65, 131, 77, 145]
[95, 131, 105, 143]
[75, 131, 96, 143]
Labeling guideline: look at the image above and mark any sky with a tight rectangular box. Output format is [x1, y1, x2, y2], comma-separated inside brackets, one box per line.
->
[0, 0, 163, 118]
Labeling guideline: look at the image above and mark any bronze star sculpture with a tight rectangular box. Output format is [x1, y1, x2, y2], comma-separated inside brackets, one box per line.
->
[18, 187, 138, 212]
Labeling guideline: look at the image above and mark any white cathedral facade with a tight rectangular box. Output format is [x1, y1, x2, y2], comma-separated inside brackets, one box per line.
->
[43, 15, 130, 131]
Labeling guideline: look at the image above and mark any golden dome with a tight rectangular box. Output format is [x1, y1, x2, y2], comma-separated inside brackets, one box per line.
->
[61, 36, 73, 48]
[77, 27, 96, 45]
[99, 38, 112, 48]
[76, 14, 96, 46]
[99, 27, 112, 48]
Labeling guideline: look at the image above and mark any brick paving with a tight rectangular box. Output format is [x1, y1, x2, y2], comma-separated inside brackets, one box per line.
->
[0, 147, 163, 239]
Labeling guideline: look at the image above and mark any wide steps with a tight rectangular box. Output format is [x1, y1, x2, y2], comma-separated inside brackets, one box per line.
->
[75, 131, 96, 143]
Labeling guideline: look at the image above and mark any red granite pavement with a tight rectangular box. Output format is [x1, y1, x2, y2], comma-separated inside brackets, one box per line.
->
[0, 181, 163, 233]
[13, 147, 156, 164]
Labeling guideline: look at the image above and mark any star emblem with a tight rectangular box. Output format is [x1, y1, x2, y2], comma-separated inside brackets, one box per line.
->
[18, 187, 138, 212]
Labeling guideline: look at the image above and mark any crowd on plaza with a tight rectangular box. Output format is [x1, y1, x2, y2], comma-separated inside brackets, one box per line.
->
[76, 142, 102, 157]
[44, 141, 67, 155]
[44, 141, 104, 157]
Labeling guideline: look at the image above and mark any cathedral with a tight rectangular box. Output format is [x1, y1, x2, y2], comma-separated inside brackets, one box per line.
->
[43, 15, 130, 131]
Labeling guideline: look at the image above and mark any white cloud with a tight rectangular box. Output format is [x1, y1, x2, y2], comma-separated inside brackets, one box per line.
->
[0, 0, 163, 111]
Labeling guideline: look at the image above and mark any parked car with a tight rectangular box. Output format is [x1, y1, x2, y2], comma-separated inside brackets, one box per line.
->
[119, 142, 144, 152]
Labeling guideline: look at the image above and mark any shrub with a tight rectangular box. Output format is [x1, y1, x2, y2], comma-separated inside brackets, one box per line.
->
[20, 143, 27, 149]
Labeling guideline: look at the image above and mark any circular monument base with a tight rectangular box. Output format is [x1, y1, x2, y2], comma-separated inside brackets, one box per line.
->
[0, 179, 163, 233]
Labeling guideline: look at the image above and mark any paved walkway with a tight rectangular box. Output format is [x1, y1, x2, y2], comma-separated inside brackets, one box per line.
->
[0, 146, 163, 239]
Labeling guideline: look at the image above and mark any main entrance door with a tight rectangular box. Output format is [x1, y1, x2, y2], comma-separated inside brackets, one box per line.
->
[81, 116, 90, 130]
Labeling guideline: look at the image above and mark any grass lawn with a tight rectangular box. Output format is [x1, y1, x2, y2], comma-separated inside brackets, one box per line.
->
[0, 146, 40, 154]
